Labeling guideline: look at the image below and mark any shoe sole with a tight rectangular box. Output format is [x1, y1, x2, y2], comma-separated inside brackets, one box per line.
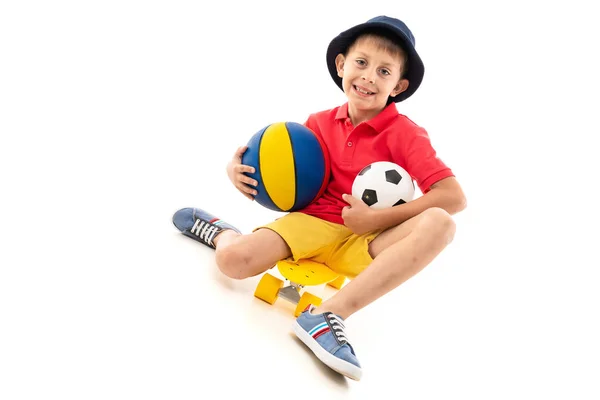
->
[293, 320, 362, 381]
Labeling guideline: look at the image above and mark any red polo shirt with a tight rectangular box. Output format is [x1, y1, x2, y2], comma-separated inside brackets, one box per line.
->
[298, 102, 454, 225]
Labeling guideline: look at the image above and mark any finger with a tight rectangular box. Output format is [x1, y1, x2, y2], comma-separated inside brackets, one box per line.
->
[235, 145, 248, 157]
[342, 193, 353, 205]
[235, 164, 256, 174]
[345, 193, 362, 206]
[239, 175, 258, 187]
[238, 183, 258, 196]
[239, 189, 254, 201]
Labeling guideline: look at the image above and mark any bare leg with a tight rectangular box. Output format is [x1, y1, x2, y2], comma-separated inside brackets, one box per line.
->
[311, 207, 456, 319]
[212, 228, 292, 280]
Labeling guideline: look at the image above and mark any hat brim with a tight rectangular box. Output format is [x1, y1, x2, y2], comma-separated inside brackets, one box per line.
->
[326, 21, 424, 103]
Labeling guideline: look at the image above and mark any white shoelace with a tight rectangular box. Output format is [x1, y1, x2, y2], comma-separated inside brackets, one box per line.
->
[190, 219, 220, 247]
[328, 314, 350, 345]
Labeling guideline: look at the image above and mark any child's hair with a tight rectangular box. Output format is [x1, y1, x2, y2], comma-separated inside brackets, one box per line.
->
[345, 28, 409, 79]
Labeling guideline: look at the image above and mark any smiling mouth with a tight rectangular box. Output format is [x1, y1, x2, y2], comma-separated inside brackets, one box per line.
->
[353, 85, 375, 95]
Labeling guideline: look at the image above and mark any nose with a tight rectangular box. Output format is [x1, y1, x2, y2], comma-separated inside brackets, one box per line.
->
[361, 75, 375, 84]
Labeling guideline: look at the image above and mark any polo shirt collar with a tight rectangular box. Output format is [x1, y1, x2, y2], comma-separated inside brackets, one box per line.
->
[335, 102, 398, 133]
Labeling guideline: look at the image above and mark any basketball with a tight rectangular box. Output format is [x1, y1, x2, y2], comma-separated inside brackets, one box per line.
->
[241, 122, 330, 212]
[352, 161, 415, 209]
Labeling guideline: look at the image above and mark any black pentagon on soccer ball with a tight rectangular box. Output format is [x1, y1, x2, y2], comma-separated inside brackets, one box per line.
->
[385, 169, 402, 185]
[358, 164, 372, 176]
[361, 189, 378, 206]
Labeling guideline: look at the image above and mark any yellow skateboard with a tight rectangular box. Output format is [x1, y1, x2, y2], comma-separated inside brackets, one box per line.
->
[254, 259, 346, 317]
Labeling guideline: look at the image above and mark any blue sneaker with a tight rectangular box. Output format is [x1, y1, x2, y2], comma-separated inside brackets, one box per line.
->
[172, 207, 240, 249]
[293, 305, 362, 380]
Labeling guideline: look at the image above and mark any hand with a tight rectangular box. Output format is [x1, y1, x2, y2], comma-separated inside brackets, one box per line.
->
[226, 145, 258, 201]
[341, 193, 379, 235]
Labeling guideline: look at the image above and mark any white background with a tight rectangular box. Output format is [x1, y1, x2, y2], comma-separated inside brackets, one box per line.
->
[1, 1, 599, 399]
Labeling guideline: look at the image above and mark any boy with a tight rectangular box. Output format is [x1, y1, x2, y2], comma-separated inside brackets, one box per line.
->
[173, 16, 466, 381]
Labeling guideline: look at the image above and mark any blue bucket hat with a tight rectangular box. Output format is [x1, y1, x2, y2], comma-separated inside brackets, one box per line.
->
[326, 16, 425, 103]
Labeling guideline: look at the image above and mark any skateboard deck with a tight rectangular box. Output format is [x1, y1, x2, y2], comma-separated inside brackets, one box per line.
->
[254, 259, 346, 317]
[277, 259, 339, 286]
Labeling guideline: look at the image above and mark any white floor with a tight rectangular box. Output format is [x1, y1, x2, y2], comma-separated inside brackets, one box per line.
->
[2, 200, 598, 399]
[2, 2, 599, 398]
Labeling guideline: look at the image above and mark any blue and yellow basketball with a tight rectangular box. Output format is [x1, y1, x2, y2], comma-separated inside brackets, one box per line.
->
[242, 122, 330, 212]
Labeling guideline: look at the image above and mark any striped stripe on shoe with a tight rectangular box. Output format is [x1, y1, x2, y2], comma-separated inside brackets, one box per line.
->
[308, 322, 331, 340]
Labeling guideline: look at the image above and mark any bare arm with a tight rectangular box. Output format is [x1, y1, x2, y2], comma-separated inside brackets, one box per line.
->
[373, 176, 467, 230]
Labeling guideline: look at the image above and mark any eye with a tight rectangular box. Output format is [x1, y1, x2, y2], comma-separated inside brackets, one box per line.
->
[355, 59, 366, 66]
[379, 68, 391, 76]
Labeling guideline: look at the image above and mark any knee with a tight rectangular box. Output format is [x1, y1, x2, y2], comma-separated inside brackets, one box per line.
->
[215, 244, 252, 280]
[420, 207, 456, 244]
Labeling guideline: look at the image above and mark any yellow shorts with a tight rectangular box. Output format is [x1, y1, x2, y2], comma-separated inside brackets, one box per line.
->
[254, 212, 383, 279]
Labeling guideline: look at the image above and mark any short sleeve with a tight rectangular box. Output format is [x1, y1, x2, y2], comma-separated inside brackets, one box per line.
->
[403, 127, 454, 193]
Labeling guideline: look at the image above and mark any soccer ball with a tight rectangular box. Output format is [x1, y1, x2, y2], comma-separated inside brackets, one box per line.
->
[351, 161, 415, 209]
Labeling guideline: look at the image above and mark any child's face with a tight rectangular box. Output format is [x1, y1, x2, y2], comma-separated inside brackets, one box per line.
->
[335, 36, 408, 121]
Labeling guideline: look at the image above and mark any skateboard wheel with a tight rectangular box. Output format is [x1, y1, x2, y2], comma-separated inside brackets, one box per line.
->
[295, 292, 322, 317]
[254, 273, 283, 305]
[327, 275, 346, 290]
